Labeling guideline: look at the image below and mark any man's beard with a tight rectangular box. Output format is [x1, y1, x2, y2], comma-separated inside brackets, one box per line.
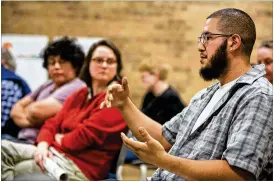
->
[199, 39, 229, 81]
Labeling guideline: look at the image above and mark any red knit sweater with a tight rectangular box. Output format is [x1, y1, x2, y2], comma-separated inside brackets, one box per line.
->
[36, 87, 127, 180]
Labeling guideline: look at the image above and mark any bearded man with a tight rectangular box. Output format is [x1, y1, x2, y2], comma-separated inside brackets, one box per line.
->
[101, 8, 272, 180]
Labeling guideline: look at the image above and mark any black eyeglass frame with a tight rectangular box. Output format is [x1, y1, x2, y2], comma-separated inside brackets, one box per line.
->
[198, 32, 234, 45]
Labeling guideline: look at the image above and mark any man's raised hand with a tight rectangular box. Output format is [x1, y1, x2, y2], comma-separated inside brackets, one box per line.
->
[100, 77, 130, 109]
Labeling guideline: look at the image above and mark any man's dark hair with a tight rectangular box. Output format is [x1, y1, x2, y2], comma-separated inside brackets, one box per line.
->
[79, 39, 123, 90]
[259, 40, 273, 49]
[207, 8, 256, 58]
[41, 36, 85, 75]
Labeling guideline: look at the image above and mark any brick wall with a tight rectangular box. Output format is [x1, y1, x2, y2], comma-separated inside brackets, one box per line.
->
[2, 1, 272, 106]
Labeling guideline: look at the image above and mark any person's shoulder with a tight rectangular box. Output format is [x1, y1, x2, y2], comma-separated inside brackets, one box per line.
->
[73, 86, 88, 94]
[239, 77, 273, 98]
[65, 78, 86, 87]
[165, 86, 181, 96]
[2, 66, 27, 83]
[56, 78, 86, 93]
[239, 64, 272, 96]
[69, 86, 88, 98]
[49, 79, 87, 104]
[252, 77, 272, 96]
[58, 86, 88, 104]
[161, 87, 181, 101]
[232, 78, 272, 109]
[39, 80, 54, 88]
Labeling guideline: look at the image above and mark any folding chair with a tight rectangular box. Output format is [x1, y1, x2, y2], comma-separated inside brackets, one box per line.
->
[107, 130, 130, 180]
[116, 130, 157, 181]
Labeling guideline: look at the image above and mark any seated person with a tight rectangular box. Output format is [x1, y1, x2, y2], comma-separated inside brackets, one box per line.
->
[139, 62, 185, 125]
[126, 62, 185, 162]
[257, 40, 273, 84]
[10, 36, 86, 144]
[1, 39, 128, 181]
[1, 47, 31, 139]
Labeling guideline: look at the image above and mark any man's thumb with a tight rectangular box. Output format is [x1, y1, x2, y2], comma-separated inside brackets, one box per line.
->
[122, 77, 129, 90]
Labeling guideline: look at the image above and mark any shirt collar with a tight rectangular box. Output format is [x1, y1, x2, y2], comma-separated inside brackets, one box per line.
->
[236, 64, 266, 85]
[206, 64, 265, 91]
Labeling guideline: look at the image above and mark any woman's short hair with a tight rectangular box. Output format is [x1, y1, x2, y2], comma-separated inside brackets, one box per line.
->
[41, 36, 85, 75]
[139, 62, 170, 81]
[79, 39, 123, 89]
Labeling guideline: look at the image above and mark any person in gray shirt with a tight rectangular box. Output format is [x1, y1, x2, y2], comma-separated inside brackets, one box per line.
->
[101, 8, 272, 180]
[10, 36, 86, 144]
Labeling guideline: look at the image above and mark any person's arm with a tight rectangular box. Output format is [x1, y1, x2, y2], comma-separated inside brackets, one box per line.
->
[11, 96, 62, 128]
[101, 77, 172, 151]
[25, 97, 63, 126]
[12, 79, 85, 128]
[36, 96, 71, 145]
[10, 95, 34, 128]
[121, 127, 254, 181]
[121, 98, 172, 151]
[58, 106, 127, 152]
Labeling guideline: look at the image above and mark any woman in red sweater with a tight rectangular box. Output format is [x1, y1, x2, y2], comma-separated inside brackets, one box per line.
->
[1, 40, 127, 181]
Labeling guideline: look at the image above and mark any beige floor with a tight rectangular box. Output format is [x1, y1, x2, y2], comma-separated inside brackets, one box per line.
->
[121, 164, 157, 181]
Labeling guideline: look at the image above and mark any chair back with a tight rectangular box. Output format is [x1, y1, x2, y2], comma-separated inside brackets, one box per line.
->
[107, 130, 132, 180]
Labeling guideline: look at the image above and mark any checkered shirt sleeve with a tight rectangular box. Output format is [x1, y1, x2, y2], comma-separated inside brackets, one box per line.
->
[222, 88, 273, 179]
[1, 80, 23, 127]
[162, 110, 185, 145]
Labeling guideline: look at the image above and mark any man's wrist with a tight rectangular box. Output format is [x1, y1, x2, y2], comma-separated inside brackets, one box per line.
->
[118, 97, 130, 111]
[155, 151, 169, 168]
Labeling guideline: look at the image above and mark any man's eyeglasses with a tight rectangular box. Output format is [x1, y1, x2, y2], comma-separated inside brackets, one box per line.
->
[92, 57, 117, 66]
[198, 32, 233, 45]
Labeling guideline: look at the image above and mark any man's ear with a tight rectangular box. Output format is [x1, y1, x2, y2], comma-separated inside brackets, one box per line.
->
[229, 34, 242, 52]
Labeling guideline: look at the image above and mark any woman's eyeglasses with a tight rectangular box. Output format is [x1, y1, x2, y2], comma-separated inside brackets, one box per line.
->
[92, 57, 117, 66]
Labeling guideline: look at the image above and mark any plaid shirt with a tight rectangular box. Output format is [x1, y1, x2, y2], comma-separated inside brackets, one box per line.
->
[151, 64, 273, 181]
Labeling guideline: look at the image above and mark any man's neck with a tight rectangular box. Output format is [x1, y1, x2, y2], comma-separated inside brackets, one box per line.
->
[219, 57, 251, 85]
[152, 81, 169, 96]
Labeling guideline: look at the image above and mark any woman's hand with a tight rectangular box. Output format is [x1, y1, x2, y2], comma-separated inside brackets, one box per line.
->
[100, 77, 130, 110]
[55, 133, 64, 146]
[121, 127, 167, 167]
[34, 142, 52, 172]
